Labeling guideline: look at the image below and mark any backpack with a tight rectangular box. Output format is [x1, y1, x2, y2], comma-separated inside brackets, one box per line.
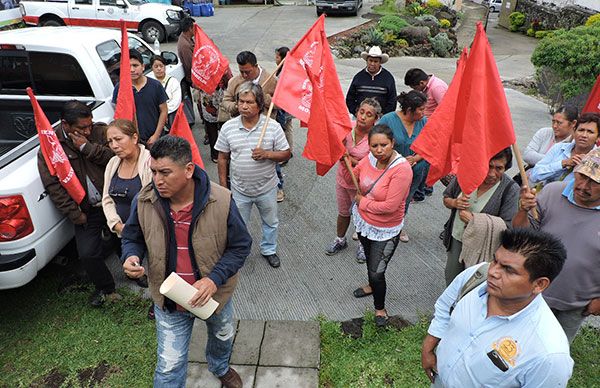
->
[449, 263, 490, 316]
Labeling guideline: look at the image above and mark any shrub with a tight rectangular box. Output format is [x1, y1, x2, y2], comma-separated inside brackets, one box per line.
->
[585, 13, 600, 26]
[440, 18, 451, 28]
[430, 32, 454, 57]
[509, 11, 526, 32]
[406, 2, 429, 16]
[534, 30, 552, 39]
[377, 15, 410, 35]
[416, 14, 439, 24]
[531, 24, 600, 100]
[526, 28, 535, 37]
[396, 38, 409, 48]
[425, 0, 443, 9]
[360, 28, 385, 47]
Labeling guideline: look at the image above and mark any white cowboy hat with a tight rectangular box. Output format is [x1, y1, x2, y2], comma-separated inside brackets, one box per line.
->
[360, 46, 389, 64]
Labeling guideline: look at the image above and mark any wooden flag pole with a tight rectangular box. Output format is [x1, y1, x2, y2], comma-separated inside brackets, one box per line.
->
[255, 101, 275, 149]
[261, 57, 285, 88]
[343, 155, 362, 194]
[512, 143, 539, 220]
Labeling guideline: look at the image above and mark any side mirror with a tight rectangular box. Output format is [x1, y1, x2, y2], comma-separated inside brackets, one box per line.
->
[161, 51, 179, 65]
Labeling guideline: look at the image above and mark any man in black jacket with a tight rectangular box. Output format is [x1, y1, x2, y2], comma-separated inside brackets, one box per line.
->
[37, 100, 117, 307]
[346, 46, 397, 116]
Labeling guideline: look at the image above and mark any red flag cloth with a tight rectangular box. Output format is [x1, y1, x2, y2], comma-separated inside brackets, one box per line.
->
[582, 74, 600, 114]
[191, 24, 229, 94]
[170, 104, 205, 169]
[411, 23, 516, 194]
[305, 69, 347, 176]
[114, 19, 136, 121]
[273, 15, 352, 175]
[27, 87, 86, 204]
[410, 47, 468, 187]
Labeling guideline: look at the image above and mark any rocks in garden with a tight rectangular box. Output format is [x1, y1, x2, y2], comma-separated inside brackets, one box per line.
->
[398, 26, 431, 45]
[413, 18, 440, 37]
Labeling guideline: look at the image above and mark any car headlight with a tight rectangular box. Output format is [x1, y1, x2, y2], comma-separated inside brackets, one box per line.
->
[166, 9, 180, 20]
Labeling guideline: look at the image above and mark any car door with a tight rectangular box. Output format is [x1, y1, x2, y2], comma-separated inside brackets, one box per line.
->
[67, 0, 97, 25]
[97, 0, 135, 28]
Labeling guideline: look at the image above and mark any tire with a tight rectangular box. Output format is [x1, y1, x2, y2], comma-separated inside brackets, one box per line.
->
[316, 9, 323, 16]
[40, 17, 64, 27]
[141, 20, 166, 43]
[490, 6, 496, 12]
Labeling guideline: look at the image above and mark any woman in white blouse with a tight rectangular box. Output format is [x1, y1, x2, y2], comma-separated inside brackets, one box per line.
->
[151, 55, 182, 129]
[523, 105, 577, 167]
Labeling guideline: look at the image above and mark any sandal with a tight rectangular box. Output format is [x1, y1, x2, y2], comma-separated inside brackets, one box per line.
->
[353, 287, 373, 298]
[375, 315, 389, 328]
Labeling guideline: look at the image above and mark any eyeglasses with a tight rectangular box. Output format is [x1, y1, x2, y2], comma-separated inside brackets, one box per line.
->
[109, 186, 129, 198]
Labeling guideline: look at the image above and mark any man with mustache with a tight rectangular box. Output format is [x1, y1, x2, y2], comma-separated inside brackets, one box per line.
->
[514, 138, 600, 343]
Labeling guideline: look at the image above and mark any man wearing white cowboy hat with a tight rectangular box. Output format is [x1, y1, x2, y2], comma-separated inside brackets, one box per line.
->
[346, 46, 397, 116]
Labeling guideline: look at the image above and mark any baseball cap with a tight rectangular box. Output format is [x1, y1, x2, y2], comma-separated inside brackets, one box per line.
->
[574, 148, 600, 183]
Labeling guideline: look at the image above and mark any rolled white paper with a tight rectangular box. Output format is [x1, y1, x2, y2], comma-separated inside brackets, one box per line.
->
[159, 272, 219, 320]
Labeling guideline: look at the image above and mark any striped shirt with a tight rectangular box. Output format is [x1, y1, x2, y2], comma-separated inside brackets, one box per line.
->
[171, 203, 195, 312]
[215, 115, 289, 197]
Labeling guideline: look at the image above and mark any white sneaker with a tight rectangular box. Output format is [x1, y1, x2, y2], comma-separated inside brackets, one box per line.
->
[277, 189, 285, 203]
[352, 232, 359, 241]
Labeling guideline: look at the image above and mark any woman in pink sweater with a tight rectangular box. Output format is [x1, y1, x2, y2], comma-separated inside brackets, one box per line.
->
[352, 124, 413, 327]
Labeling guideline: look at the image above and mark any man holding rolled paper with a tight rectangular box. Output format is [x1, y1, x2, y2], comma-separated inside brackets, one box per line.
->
[121, 136, 251, 388]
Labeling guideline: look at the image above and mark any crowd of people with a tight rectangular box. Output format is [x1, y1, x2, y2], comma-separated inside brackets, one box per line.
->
[36, 18, 599, 388]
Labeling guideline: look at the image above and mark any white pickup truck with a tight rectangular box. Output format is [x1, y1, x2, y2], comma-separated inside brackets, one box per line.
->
[0, 26, 183, 289]
[20, 0, 187, 42]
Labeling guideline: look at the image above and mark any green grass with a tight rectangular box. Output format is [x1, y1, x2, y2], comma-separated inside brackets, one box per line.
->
[373, 0, 400, 16]
[320, 313, 600, 388]
[2, 267, 599, 387]
[0, 266, 156, 387]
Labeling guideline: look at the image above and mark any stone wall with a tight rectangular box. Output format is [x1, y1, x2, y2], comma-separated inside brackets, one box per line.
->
[515, 0, 596, 30]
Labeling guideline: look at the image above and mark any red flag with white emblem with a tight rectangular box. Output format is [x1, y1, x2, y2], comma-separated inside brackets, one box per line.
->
[191, 24, 229, 94]
[27, 87, 86, 204]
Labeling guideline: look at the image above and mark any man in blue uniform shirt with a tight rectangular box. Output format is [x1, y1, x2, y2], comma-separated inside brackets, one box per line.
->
[422, 228, 573, 387]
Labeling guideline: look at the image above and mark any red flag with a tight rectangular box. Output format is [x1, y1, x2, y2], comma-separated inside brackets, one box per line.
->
[305, 69, 347, 176]
[170, 104, 204, 169]
[114, 19, 136, 121]
[191, 24, 229, 94]
[410, 47, 468, 187]
[272, 16, 326, 123]
[582, 74, 600, 114]
[411, 23, 516, 194]
[273, 15, 352, 175]
[27, 88, 86, 204]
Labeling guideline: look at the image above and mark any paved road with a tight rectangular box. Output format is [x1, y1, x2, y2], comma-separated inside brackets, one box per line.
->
[110, 4, 572, 323]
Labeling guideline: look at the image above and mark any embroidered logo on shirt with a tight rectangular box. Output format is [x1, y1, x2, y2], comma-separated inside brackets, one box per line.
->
[492, 337, 520, 367]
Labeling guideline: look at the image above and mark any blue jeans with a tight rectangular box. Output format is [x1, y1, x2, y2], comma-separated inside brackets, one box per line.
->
[405, 160, 430, 214]
[153, 300, 235, 387]
[232, 186, 279, 255]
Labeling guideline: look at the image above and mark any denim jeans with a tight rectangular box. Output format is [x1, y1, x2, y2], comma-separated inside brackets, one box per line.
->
[276, 163, 284, 189]
[405, 160, 430, 214]
[231, 186, 279, 255]
[154, 300, 235, 387]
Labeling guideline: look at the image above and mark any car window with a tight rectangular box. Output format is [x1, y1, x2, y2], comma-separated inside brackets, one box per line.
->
[96, 38, 153, 86]
[74, 0, 93, 4]
[99, 0, 117, 5]
[0, 50, 93, 96]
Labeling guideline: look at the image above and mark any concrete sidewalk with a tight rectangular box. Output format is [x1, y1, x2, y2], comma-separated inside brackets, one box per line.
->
[187, 320, 320, 387]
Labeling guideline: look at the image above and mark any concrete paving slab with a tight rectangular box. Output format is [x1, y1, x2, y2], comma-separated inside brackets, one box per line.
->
[189, 319, 240, 363]
[254, 366, 319, 388]
[187, 363, 257, 388]
[259, 321, 320, 368]
[231, 320, 266, 365]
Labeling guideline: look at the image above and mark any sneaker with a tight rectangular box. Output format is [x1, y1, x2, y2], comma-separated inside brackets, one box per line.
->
[356, 244, 366, 264]
[262, 253, 281, 268]
[352, 231, 359, 241]
[325, 237, 347, 256]
[400, 230, 409, 243]
[89, 290, 105, 307]
[219, 368, 242, 388]
[277, 189, 285, 202]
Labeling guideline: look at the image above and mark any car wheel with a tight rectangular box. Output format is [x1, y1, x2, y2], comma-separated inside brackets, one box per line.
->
[141, 20, 166, 43]
[316, 9, 323, 16]
[490, 6, 496, 12]
[40, 17, 64, 27]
